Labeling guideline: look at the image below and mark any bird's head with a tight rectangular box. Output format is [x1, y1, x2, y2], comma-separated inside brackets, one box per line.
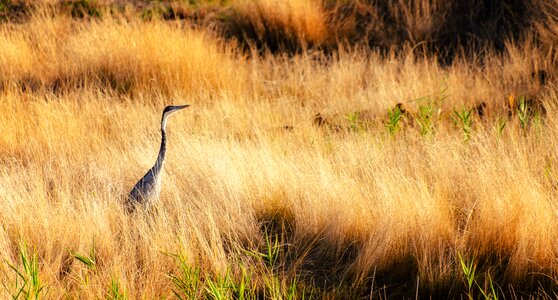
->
[161, 104, 190, 131]
[163, 104, 190, 115]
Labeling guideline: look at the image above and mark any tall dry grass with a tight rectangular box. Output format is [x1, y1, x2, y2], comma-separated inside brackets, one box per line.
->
[0, 14, 244, 97]
[0, 3, 557, 298]
[228, 0, 327, 50]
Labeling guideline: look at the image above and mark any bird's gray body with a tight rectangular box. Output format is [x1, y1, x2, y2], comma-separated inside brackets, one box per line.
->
[127, 141, 165, 210]
[127, 105, 189, 213]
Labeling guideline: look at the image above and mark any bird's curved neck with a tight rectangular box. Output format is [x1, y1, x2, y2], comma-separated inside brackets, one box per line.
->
[154, 112, 173, 173]
[161, 114, 168, 132]
[154, 127, 166, 173]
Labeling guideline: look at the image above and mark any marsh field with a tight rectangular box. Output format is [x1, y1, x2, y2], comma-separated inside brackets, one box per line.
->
[0, 0, 557, 298]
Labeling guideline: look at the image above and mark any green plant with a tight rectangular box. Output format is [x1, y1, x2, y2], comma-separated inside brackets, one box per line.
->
[233, 265, 250, 300]
[166, 249, 256, 300]
[204, 272, 234, 300]
[239, 229, 314, 299]
[71, 239, 96, 271]
[165, 253, 201, 299]
[69, 239, 97, 286]
[4, 242, 45, 300]
[244, 231, 281, 269]
[458, 252, 477, 300]
[411, 87, 447, 138]
[416, 103, 436, 137]
[452, 107, 474, 141]
[261, 273, 310, 300]
[204, 275, 227, 300]
[107, 277, 127, 300]
[285, 274, 304, 300]
[347, 112, 361, 132]
[71, 251, 96, 270]
[263, 275, 282, 299]
[205, 265, 256, 300]
[458, 252, 498, 300]
[495, 117, 507, 136]
[386, 104, 405, 137]
[517, 95, 530, 130]
[478, 273, 499, 300]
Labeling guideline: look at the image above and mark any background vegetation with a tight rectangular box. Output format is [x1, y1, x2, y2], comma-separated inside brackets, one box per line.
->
[0, 0, 557, 298]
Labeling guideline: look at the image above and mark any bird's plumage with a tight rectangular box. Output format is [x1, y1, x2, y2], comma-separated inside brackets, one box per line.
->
[127, 105, 190, 213]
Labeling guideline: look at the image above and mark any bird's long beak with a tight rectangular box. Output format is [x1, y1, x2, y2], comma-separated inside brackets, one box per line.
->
[168, 104, 190, 114]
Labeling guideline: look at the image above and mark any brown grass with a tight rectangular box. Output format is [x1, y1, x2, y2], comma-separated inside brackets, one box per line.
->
[6, 0, 556, 56]
[0, 2, 557, 298]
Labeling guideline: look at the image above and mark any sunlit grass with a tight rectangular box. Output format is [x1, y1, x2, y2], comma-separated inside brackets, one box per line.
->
[0, 5, 557, 298]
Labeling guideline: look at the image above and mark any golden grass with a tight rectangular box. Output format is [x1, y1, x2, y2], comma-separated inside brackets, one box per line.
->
[232, 0, 327, 46]
[0, 15, 244, 96]
[0, 7, 557, 298]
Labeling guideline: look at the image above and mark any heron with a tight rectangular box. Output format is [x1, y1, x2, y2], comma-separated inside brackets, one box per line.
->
[127, 105, 190, 213]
